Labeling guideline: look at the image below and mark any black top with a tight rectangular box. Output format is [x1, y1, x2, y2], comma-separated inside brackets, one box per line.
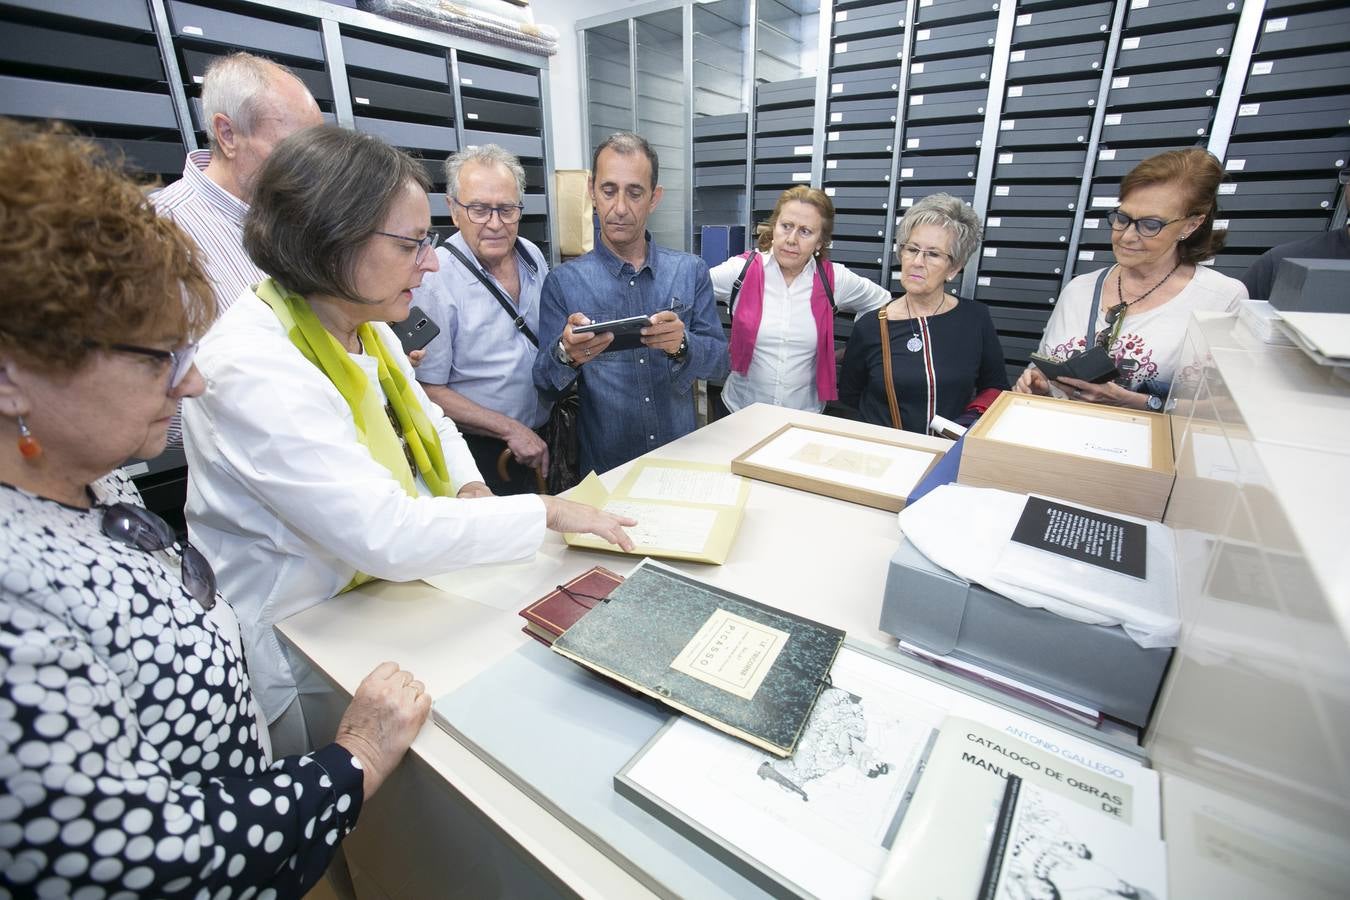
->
[1240, 226, 1350, 300]
[839, 296, 1009, 433]
[0, 472, 363, 897]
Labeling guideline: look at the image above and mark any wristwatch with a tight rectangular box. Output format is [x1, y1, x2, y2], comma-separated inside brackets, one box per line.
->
[665, 336, 689, 361]
[1145, 394, 1163, 412]
[554, 338, 577, 367]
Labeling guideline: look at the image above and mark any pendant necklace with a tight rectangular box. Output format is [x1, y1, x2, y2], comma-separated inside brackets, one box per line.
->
[903, 294, 944, 352]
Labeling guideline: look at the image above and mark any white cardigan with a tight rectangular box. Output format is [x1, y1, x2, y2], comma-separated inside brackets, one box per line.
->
[182, 293, 547, 722]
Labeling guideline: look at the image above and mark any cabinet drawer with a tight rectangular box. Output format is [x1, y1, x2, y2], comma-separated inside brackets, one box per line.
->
[458, 61, 540, 100]
[168, 2, 323, 61]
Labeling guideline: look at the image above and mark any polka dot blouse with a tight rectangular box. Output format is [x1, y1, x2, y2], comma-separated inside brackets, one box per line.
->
[0, 473, 363, 898]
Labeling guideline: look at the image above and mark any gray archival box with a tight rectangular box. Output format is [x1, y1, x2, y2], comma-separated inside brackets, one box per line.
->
[880, 538, 1171, 727]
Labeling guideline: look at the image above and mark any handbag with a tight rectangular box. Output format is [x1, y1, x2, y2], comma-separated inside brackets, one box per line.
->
[876, 308, 904, 431]
[444, 242, 580, 494]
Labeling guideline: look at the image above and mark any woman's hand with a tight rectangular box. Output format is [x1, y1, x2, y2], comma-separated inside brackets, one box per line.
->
[334, 661, 432, 802]
[456, 481, 493, 499]
[1056, 376, 1146, 409]
[1013, 365, 1050, 395]
[540, 496, 637, 551]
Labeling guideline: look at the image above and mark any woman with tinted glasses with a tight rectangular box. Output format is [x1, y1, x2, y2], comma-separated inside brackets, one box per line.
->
[0, 119, 433, 897]
[180, 125, 634, 758]
[1014, 148, 1247, 409]
[707, 186, 890, 416]
[839, 193, 1008, 433]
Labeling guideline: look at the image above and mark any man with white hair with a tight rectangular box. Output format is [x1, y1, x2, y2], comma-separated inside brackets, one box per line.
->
[152, 51, 323, 310]
[415, 144, 552, 495]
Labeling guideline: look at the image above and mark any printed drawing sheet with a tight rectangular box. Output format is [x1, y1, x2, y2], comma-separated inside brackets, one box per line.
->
[622, 646, 1158, 900]
[741, 427, 936, 498]
[985, 403, 1153, 468]
[624, 647, 942, 900]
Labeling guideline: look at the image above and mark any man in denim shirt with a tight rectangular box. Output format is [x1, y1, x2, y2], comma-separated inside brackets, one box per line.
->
[534, 132, 728, 475]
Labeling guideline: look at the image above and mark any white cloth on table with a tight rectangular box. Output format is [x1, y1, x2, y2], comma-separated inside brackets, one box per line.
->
[182, 291, 547, 722]
[897, 483, 1179, 648]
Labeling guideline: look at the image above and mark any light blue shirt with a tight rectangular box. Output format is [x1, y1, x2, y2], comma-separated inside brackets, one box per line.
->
[414, 233, 551, 430]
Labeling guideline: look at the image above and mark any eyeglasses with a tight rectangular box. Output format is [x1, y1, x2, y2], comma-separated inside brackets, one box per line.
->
[86, 340, 198, 393]
[101, 502, 217, 611]
[374, 229, 442, 265]
[898, 243, 952, 265]
[1105, 209, 1188, 238]
[452, 199, 525, 225]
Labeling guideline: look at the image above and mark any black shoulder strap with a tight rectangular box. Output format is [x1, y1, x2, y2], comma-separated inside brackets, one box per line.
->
[726, 252, 756, 317]
[445, 240, 539, 348]
[816, 260, 837, 314]
[1083, 266, 1113, 345]
[728, 252, 839, 316]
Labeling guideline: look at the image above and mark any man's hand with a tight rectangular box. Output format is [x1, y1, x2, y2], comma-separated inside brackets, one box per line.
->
[505, 420, 549, 475]
[561, 311, 615, 365]
[642, 309, 685, 356]
[408, 349, 427, 368]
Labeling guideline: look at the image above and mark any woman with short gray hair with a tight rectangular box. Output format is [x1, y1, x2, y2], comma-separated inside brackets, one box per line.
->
[180, 125, 634, 756]
[839, 192, 1007, 433]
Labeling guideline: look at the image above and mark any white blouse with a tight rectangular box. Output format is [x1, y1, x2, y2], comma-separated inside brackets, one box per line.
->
[710, 251, 891, 412]
[182, 293, 547, 723]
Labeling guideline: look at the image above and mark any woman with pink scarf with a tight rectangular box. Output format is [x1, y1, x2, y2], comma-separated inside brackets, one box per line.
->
[708, 187, 891, 416]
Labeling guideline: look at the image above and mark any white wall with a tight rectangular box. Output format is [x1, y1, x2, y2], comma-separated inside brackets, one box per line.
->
[534, 0, 644, 170]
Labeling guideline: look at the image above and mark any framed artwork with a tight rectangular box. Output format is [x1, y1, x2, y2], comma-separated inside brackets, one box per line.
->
[731, 423, 943, 512]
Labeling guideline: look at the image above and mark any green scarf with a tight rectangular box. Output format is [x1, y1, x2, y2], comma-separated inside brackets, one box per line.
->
[257, 278, 455, 589]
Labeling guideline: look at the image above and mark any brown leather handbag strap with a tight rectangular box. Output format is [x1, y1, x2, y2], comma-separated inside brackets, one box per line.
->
[877, 309, 903, 431]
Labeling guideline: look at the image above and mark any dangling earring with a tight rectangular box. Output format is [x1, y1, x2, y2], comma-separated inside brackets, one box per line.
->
[16, 415, 42, 460]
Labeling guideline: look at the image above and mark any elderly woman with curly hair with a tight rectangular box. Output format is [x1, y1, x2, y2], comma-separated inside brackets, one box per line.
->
[840, 193, 1008, 433]
[0, 118, 429, 897]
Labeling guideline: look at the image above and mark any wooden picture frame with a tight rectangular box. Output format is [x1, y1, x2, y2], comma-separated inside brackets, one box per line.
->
[730, 423, 943, 512]
[959, 392, 1175, 521]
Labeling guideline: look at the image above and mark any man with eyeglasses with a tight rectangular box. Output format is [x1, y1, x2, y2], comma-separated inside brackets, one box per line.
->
[533, 131, 728, 476]
[413, 145, 552, 495]
[1240, 168, 1350, 300]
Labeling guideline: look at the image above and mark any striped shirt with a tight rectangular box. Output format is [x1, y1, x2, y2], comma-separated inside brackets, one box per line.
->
[152, 150, 263, 445]
[151, 149, 263, 310]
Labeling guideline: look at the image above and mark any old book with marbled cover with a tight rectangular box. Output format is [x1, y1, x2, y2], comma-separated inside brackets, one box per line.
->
[551, 561, 845, 757]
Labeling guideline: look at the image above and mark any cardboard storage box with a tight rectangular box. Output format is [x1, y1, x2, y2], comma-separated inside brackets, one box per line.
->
[959, 391, 1175, 521]
[880, 538, 1172, 726]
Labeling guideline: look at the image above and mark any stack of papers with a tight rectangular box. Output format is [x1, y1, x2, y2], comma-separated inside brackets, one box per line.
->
[1276, 310, 1350, 368]
[564, 458, 750, 564]
[1237, 299, 1295, 346]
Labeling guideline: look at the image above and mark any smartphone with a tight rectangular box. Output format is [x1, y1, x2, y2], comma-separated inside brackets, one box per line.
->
[390, 306, 441, 355]
[571, 314, 653, 353]
[571, 314, 653, 337]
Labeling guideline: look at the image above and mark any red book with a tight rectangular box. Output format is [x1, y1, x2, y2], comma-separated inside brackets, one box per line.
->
[518, 566, 625, 646]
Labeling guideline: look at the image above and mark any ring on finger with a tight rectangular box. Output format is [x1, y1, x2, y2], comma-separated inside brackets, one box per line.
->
[584, 348, 593, 358]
